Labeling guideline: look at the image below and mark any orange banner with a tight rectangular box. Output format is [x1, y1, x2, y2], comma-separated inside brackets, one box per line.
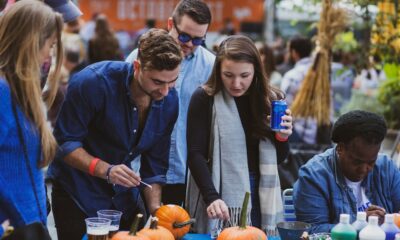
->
[77, 0, 264, 32]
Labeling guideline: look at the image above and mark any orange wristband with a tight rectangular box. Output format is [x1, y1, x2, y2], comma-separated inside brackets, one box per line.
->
[89, 158, 100, 176]
[275, 132, 288, 142]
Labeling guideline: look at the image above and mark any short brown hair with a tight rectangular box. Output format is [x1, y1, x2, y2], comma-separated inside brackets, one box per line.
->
[137, 28, 182, 71]
[172, 0, 211, 25]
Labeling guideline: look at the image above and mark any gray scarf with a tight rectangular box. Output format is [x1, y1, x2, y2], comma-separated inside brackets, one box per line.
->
[186, 90, 283, 233]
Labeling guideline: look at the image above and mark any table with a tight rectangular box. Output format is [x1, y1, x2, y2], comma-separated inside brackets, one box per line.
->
[82, 233, 212, 239]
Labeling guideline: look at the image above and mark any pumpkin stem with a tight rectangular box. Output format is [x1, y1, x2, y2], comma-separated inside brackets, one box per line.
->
[150, 217, 159, 229]
[173, 219, 196, 228]
[129, 213, 143, 236]
[239, 192, 250, 229]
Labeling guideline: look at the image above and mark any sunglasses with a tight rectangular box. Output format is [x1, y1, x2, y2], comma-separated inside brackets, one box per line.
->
[173, 19, 205, 46]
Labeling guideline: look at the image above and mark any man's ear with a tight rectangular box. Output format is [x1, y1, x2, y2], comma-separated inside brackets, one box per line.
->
[133, 60, 140, 72]
[167, 17, 173, 31]
[337, 142, 345, 154]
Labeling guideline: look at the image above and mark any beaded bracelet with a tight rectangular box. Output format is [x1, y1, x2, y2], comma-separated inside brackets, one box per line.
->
[106, 165, 115, 184]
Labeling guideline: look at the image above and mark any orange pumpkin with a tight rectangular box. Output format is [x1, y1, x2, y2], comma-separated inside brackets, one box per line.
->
[138, 217, 175, 240]
[394, 213, 400, 228]
[155, 205, 195, 239]
[217, 192, 267, 240]
[112, 214, 150, 240]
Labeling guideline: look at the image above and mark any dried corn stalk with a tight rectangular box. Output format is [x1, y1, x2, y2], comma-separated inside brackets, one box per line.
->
[291, 0, 348, 126]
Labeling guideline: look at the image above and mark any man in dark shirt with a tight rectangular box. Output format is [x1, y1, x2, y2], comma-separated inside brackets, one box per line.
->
[48, 29, 182, 240]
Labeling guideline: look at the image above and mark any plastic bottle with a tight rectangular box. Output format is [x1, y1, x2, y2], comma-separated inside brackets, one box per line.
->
[331, 214, 357, 240]
[359, 216, 386, 240]
[352, 212, 368, 237]
[395, 233, 400, 240]
[381, 214, 400, 240]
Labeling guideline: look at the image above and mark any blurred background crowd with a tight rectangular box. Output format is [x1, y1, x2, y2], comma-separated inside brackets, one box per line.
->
[2, 0, 399, 129]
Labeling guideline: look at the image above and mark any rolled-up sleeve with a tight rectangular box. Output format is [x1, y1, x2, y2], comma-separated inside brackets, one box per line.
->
[54, 67, 105, 159]
[293, 166, 335, 233]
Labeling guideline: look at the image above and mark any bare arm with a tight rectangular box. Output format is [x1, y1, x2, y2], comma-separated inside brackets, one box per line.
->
[64, 147, 141, 187]
[143, 183, 162, 215]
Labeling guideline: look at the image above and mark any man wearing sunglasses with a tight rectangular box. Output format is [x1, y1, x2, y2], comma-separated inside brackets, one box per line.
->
[126, 0, 215, 206]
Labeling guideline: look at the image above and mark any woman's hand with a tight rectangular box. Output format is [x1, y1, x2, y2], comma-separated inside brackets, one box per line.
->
[276, 109, 293, 139]
[207, 199, 230, 220]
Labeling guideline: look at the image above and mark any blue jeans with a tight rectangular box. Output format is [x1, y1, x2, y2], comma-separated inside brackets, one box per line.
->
[249, 172, 261, 228]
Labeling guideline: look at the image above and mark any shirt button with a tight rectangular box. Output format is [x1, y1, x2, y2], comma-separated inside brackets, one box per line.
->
[129, 152, 133, 156]
[133, 107, 137, 111]
[133, 129, 137, 133]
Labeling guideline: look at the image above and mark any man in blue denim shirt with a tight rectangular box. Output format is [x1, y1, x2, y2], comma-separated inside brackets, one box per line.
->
[48, 29, 182, 240]
[126, 0, 215, 205]
[294, 110, 400, 234]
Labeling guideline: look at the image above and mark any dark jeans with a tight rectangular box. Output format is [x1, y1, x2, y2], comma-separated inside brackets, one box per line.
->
[161, 183, 186, 206]
[51, 180, 139, 240]
[249, 172, 261, 228]
[51, 181, 87, 240]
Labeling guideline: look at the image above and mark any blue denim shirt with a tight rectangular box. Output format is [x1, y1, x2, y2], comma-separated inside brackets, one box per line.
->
[293, 147, 400, 233]
[48, 61, 178, 217]
[126, 46, 215, 184]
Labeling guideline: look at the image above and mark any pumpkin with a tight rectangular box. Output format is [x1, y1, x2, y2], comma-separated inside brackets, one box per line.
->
[155, 204, 195, 239]
[394, 214, 400, 228]
[111, 214, 150, 240]
[217, 192, 267, 240]
[138, 217, 175, 240]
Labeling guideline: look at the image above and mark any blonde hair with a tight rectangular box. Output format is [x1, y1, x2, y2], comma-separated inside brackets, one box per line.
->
[0, 0, 64, 167]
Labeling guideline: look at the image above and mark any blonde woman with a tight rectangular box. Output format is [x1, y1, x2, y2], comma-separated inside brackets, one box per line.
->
[0, 0, 63, 236]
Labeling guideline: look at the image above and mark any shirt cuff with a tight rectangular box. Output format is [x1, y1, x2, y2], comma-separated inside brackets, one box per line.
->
[0, 226, 4, 238]
[142, 175, 166, 185]
[58, 141, 83, 159]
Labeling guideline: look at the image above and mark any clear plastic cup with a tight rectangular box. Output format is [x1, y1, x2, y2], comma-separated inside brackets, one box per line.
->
[97, 210, 122, 238]
[85, 217, 111, 240]
[309, 232, 331, 240]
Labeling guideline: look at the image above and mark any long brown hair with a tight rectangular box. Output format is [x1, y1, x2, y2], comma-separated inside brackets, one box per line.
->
[0, 0, 64, 167]
[88, 14, 122, 63]
[204, 35, 284, 139]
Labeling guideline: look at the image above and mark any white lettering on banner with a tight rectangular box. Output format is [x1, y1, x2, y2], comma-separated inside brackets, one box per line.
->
[234, 7, 251, 20]
[139, 0, 146, 19]
[115, 0, 226, 22]
[89, 0, 111, 13]
[147, 1, 156, 19]
[207, 1, 224, 22]
[117, 0, 137, 19]
[116, 0, 176, 20]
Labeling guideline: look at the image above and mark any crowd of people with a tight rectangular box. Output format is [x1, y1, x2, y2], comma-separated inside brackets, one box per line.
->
[0, 0, 398, 239]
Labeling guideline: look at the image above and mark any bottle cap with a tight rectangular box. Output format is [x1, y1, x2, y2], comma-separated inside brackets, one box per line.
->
[385, 214, 394, 223]
[340, 214, 350, 224]
[357, 212, 367, 221]
[369, 216, 379, 225]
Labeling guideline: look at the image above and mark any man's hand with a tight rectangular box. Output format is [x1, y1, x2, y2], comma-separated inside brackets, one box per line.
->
[207, 199, 230, 220]
[366, 204, 386, 224]
[108, 164, 141, 187]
